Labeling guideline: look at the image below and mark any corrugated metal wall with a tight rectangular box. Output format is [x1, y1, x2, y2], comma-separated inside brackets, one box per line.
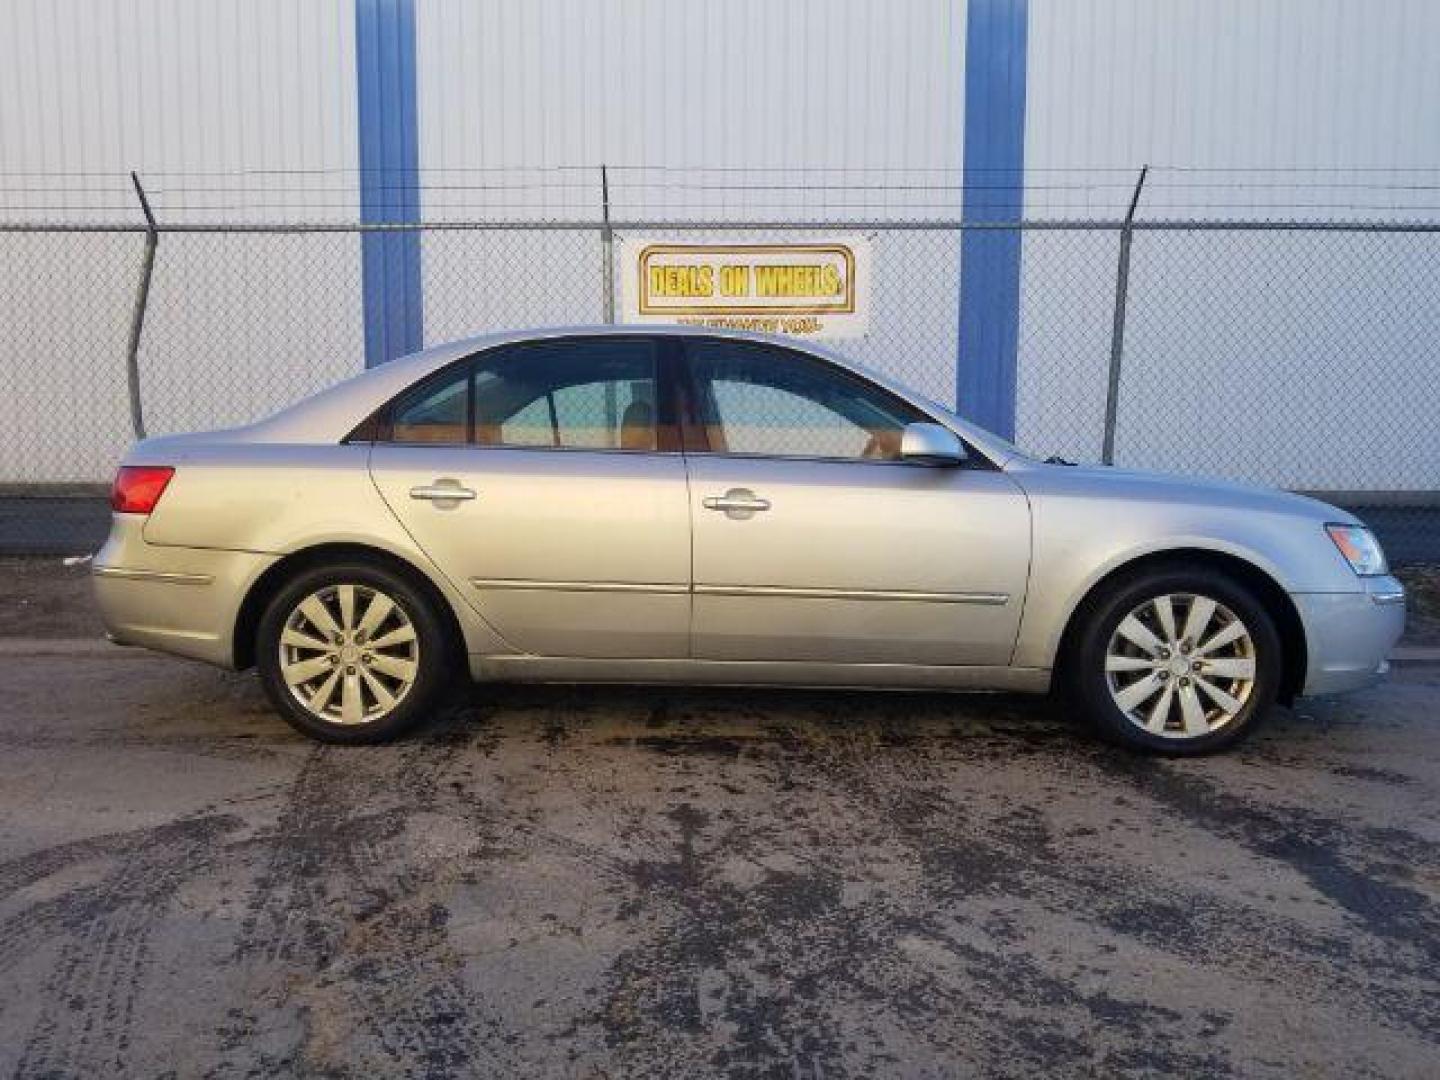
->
[1027, 0, 1440, 213]
[1, 1, 364, 482]
[417, 0, 964, 174]
[0, 0, 358, 222]
[1018, 1, 1440, 487]
[2, 1, 1439, 486]
[12, 0, 1432, 207]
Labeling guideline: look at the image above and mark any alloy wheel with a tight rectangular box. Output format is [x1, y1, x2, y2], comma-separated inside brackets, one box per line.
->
[1103, 592, 1257, 739]
[278, 583, 419, 724]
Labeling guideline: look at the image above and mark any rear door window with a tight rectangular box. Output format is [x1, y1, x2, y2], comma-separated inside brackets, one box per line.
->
[378, 337, 665, 450]
[474, 338, 660, 451]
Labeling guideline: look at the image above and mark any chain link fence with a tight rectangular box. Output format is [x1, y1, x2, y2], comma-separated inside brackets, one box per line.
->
[1, 215, 1435, 563]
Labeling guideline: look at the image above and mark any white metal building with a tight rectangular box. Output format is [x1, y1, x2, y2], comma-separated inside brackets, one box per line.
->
[2, 1, 1438, 488]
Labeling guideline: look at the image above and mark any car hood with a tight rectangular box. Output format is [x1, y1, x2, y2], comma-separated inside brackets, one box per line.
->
[1008, 461, 1359, 526]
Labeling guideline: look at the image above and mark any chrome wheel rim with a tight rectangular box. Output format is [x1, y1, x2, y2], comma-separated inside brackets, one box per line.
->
[1104, 592, 1257, 740]
[279, 583, 419, 725]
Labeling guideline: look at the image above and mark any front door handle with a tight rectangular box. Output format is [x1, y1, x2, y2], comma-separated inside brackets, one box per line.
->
[703, 488, 771, 518]
[409, 479, 476, 504]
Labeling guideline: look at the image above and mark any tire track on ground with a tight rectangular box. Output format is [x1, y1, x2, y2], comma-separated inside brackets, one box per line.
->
[213, 719, 521, 1077]
[4, 814, 241, 1078]
[824, 734, 1440, 1062]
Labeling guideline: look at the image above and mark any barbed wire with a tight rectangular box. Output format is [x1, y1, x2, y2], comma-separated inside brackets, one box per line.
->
[3, 163, 1440, 179]
[6, 164, 1440, 223]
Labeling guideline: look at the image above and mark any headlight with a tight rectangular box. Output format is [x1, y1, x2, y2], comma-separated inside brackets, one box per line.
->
[1325, 523, 1388, 577]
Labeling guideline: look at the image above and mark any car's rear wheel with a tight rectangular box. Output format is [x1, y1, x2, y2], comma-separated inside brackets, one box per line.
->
[1066, 566, 1282, 755]
[256, 562, 449, 744]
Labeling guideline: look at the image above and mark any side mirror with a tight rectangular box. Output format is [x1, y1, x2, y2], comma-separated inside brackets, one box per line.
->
[900, 422, 967, 466]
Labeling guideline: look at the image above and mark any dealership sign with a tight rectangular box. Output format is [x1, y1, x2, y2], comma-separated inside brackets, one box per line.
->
[619, 237, 871, 339]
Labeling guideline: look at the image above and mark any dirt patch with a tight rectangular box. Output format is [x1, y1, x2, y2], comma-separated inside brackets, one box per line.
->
[1394, 564, 1440, 646]
[1, 657, 1438, 1078]
[0, 556, 106, 639]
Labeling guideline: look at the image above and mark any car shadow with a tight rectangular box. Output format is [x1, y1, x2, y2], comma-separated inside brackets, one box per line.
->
[85, 655, 1362, 769]
[435, 679, 1088, 757]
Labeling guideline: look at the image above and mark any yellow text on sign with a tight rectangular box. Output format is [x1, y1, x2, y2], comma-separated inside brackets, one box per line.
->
[647, 263, 843, 301]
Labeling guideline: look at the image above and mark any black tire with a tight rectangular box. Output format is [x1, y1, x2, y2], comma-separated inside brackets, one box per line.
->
[1063, 565, 1283, 756]
[255, 561, 451, 744]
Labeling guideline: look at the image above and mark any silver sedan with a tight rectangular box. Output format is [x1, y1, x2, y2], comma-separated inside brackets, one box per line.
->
[94, 327, 1405, 753]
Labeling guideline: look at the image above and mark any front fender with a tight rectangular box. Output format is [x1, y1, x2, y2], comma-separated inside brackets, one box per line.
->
[1010, 485, 1355, 672]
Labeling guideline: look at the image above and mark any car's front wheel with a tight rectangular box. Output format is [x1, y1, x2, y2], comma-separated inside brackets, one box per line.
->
[255, 562, 450, 744]
[1066, 566, 1283, 755]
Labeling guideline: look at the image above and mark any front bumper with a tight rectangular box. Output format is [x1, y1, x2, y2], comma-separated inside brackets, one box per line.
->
[93, 514, 277, 668]
[1293, 576, 1406, 696]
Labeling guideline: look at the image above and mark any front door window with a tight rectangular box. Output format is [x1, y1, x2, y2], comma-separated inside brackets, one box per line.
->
[685, 339, 922, 461]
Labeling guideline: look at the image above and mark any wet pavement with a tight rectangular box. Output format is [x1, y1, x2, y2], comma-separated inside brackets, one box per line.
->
[1, 649, 1438, 1078]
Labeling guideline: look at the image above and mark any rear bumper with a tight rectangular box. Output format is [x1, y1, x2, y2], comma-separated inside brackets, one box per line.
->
[1294, 577, 1406, 696]
[92, 514, 276, 668]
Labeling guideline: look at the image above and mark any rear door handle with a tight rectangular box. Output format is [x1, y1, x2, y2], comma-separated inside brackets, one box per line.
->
[409, 480, 476, 503]
[703, 488, 771, 517]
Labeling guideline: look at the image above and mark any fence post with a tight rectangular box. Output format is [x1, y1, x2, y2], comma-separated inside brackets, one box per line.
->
[1100, 165, 1148, 465]
[123, 171, 158, 441]
[600, 164, 616, 324]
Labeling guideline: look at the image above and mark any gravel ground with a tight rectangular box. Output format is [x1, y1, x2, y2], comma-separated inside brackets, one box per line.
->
[0, 557, 105, 639]
[0, 654, 1438, 1076]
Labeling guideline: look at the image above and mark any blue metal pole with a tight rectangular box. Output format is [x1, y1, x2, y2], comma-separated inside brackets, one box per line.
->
[356, 0, 423, 367]
[956, 0, 1028, 438]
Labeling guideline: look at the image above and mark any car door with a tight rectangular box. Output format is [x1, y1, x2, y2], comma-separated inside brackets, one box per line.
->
[681, 338, 1030, 667]
[369, 335, 692, 659]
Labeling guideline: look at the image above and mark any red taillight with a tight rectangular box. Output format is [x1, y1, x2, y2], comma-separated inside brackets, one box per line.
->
[111, 466, 175, 514]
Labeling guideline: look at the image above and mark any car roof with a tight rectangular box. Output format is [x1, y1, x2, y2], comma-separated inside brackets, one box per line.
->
[231, 325, 1022, 466]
